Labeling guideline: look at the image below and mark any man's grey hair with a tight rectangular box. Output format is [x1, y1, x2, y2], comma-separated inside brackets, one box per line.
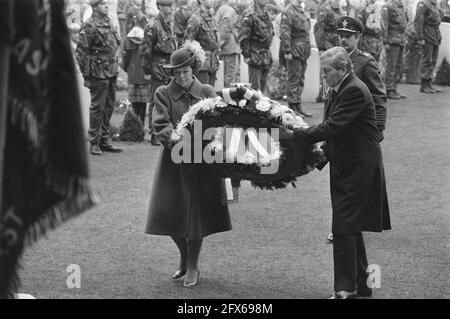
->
[320, 46, 353, 73]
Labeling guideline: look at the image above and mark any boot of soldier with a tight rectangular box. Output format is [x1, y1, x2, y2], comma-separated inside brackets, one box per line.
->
[420, 79, 434, 93]
[394, 89, 407, 98]
[297, 103, 313, 118]
[387, 90, 401, 99]
[428, 79, 442, 93]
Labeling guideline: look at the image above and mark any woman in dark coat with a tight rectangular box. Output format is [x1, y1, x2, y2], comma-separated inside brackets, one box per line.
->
[283, 47, 390, 299]
[145, 46, 231, 287]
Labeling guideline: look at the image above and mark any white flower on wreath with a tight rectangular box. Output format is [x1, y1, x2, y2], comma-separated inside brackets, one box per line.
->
[171, 130, 181, 141]
[255, 98, 272, 112]
[238, 99, 247, 107]
[281, 112, 296, 127]
[270, 102, 291, 118]
[292, 115, 310, 129]
[200, 98, 216, 111]
[180, 112, 195, 126]
[214, 97, 228, 108]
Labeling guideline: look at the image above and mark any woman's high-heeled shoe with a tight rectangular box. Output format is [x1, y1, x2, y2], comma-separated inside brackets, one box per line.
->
[172, 269, 187, 280]
[183, 270, 200, 287]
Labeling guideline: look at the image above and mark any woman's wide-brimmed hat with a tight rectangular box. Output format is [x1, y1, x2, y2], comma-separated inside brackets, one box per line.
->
[163, 48, 197, 69]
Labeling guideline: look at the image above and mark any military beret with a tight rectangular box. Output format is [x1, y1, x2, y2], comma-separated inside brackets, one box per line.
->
[156, 0, 174, 5]
[89, 0, 103, 6]
[337, 16, 365, 34]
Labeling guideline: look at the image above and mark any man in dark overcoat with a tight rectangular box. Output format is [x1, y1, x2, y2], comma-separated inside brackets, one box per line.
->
[282, 47, 391, 299]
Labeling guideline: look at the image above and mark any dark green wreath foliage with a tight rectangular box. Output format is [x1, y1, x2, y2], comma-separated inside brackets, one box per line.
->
[119, 109, 145, 142]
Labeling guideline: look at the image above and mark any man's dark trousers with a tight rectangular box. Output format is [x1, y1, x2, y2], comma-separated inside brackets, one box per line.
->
[421, 44, 439, 81]
[385, 44, 404, 91]
[333, 232, 370, 292]
[89, 77, 117, 147]
[286, 58, 307, 107]
[249, 66, 269, 93]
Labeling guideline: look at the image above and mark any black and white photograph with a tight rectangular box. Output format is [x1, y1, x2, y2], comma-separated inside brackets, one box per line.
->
[0, 0, 449, 303]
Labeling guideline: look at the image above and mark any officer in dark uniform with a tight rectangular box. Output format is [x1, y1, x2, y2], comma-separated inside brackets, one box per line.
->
[76, 0, 122, 155]
[356, 0, 382, 61]
[238, 0, 274, 92]
[140, 0, 176, 145]
[184, 0, 220, 86]
[280, 0, 312, 117]
[337, 17, 387, 143]
[381, 0, 407, 99]
[414, 0, 443, 93]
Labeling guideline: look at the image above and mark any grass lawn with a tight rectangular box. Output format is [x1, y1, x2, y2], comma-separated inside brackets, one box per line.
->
[19, 84, 450, 299]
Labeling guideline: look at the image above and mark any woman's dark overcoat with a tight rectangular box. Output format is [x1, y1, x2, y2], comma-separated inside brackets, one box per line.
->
[145, 77, 231, 239]
[295, 72, 391, 234]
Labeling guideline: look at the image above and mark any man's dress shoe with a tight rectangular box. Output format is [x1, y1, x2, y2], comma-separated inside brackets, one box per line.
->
[328, 290, 358, 299]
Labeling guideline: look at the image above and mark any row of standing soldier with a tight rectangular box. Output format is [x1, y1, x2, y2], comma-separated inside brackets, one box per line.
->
[313, 0, 444, 99]
[75, 0, 444, 155]
[76, 0, 281, 153]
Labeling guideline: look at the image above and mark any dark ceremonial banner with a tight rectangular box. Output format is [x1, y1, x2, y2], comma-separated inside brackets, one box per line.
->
[0, 0, 96, 298]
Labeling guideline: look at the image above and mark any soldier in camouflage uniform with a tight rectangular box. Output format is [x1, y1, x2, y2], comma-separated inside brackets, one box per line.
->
[216, 0, 241, 88]
[381, 0, 407, 99]
[174, 0, 192, 47]
[314, 0, 342, 102]
[313, 0, 342, 53]
[140, 0, 177, 145]
[414, 0, 443, 93]
[356, 0, 382, 61]
[76, 0, 122, 155]
[184, 0, 220, 86]
[280, 0, 312, 117]
[238, 0, 274, 92]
